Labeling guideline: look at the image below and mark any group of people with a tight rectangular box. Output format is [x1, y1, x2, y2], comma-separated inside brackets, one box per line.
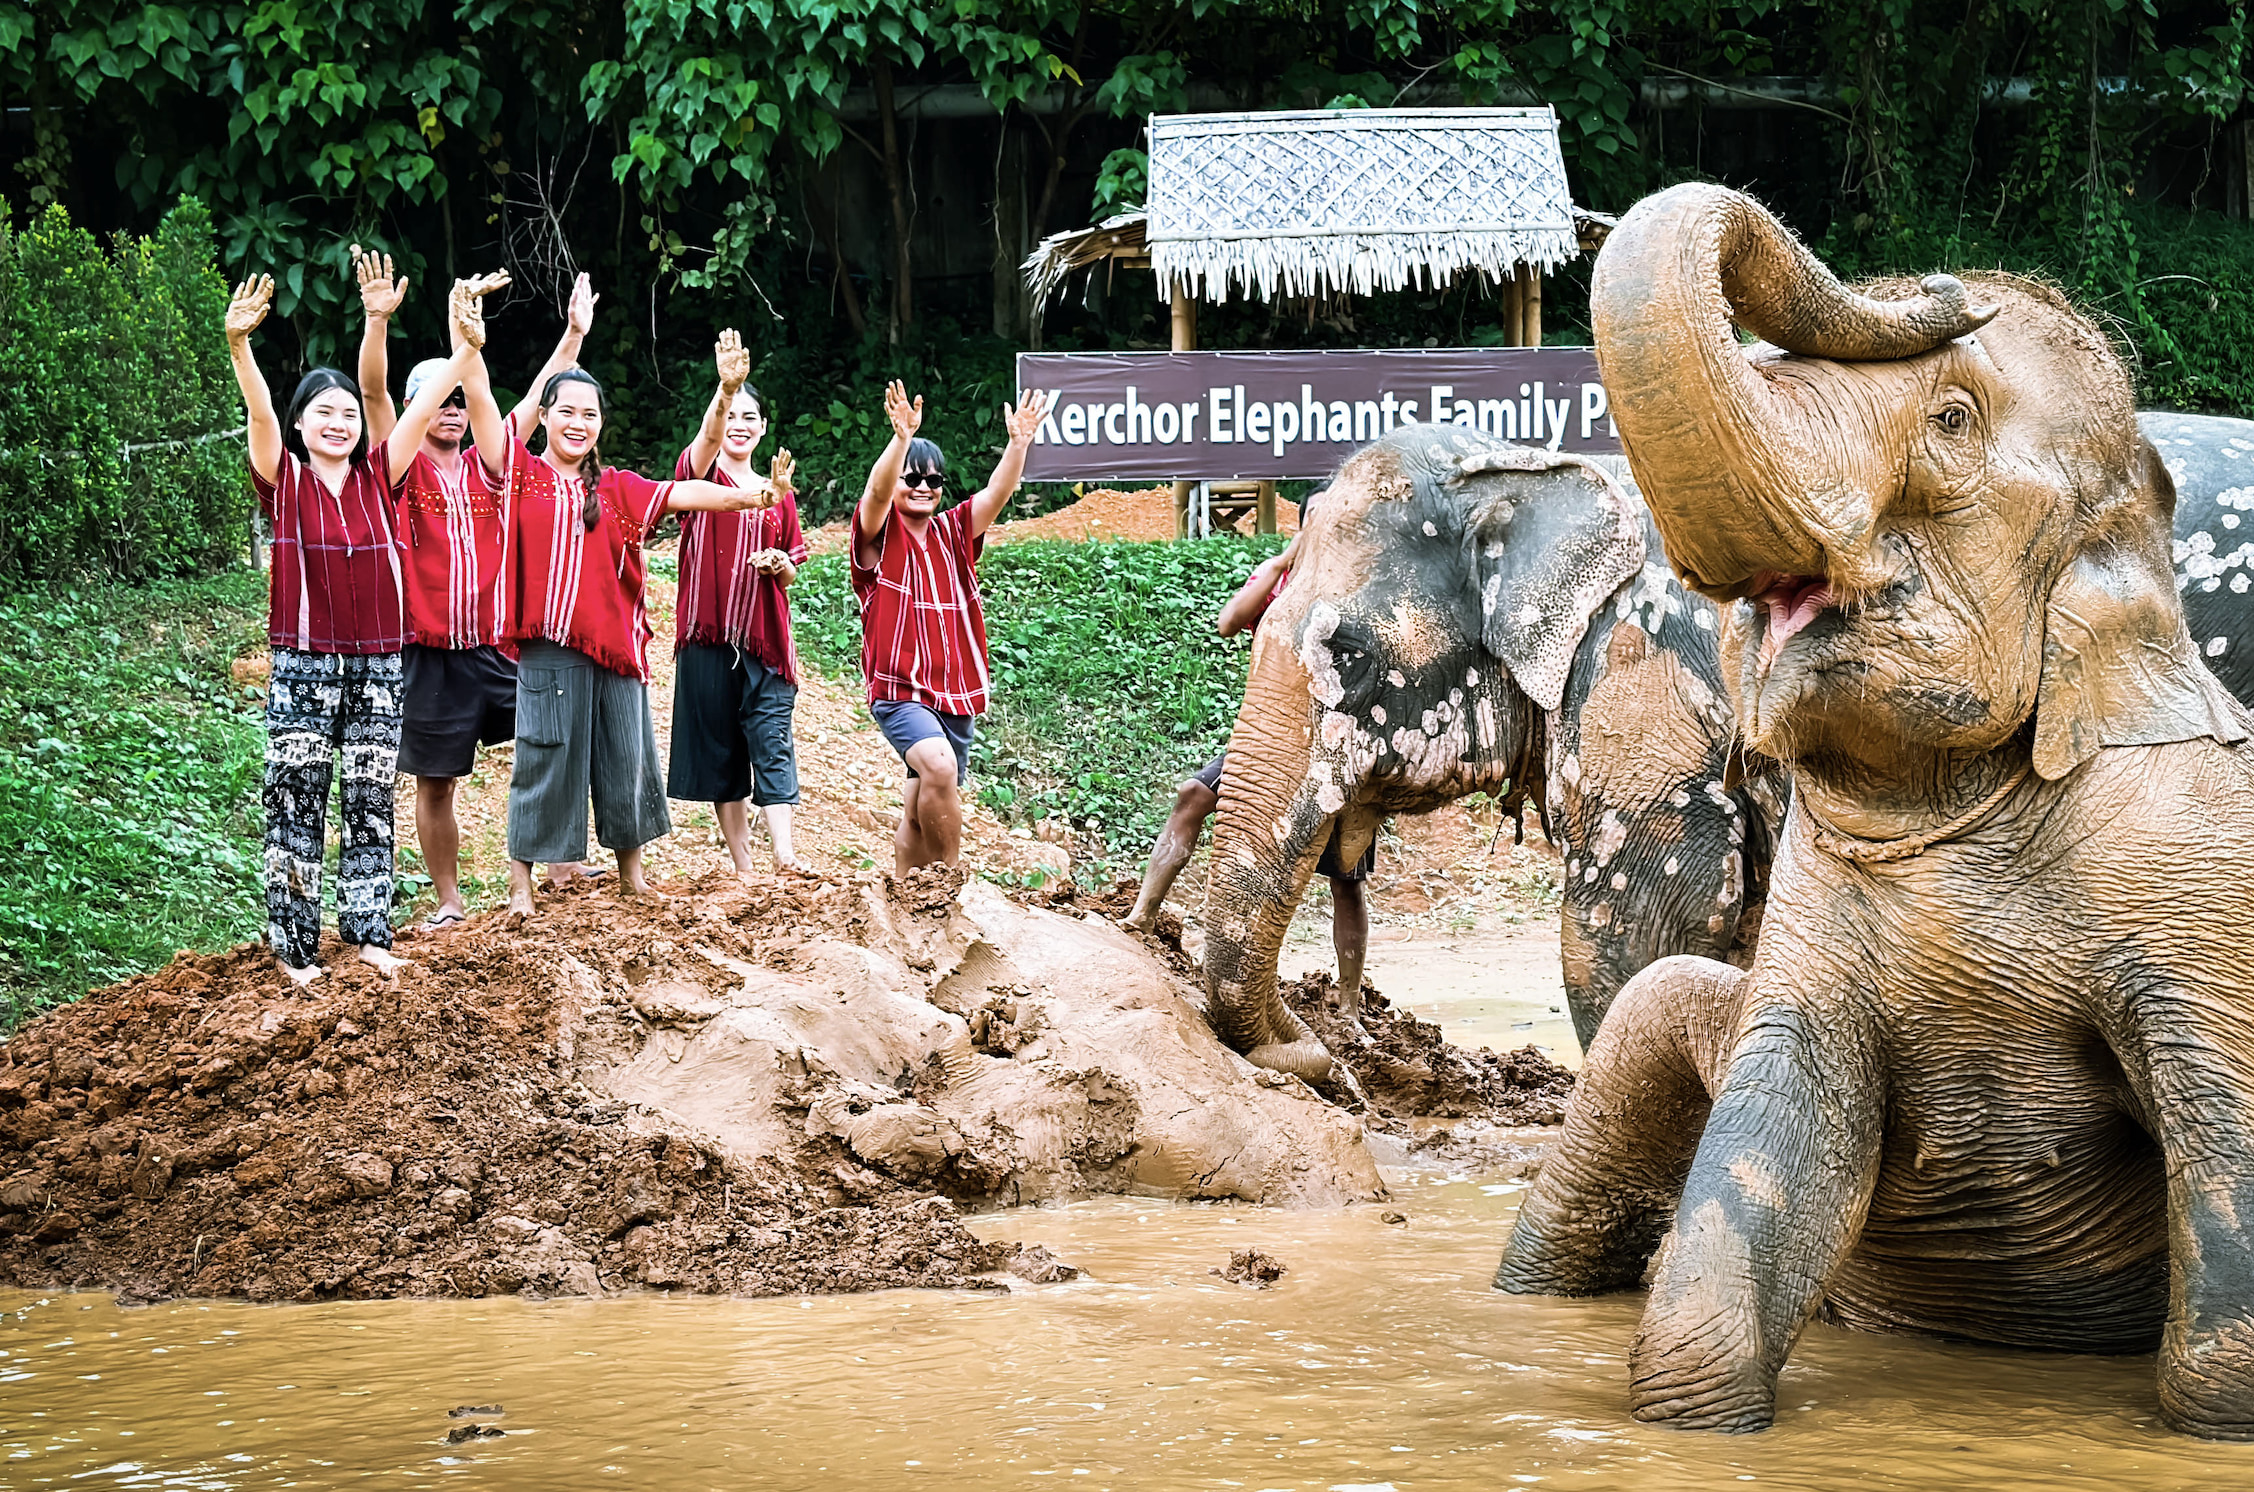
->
[225, 252, 1052, 986]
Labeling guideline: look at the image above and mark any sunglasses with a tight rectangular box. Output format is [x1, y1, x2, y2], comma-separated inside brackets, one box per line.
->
[439, 390, 467, 409]
[901, 471, 944, 490]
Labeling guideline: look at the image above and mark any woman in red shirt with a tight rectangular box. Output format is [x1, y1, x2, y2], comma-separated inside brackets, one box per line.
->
[224, 273, 482, 986]
[668, 329, 806, 876]
[460, 342, 780, 916]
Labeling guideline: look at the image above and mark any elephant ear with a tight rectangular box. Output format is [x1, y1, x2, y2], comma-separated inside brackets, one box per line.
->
[1459, 448, 1648, 713]
[2032, 438, 2249, 780]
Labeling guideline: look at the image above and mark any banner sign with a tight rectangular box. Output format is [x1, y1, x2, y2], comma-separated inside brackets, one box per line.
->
[1014, 347, 1617, 482]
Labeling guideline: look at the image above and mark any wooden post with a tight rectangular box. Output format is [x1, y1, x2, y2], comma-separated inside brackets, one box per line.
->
[1502, 273, 1526, 348]
[1524, 266, 1543, 348]
[1256, 481, 1277, 535]
[1170, 285, 1197, 539]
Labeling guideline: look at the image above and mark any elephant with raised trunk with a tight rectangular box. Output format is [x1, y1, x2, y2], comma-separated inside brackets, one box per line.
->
[1496, 183, 2254, 1439]
[1198, 424, 1770, 1079]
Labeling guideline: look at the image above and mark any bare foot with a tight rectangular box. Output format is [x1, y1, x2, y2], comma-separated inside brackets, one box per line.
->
[280, 959, 324, 989]
[508, 888, 537, 916]
[355, 944, 410, 977]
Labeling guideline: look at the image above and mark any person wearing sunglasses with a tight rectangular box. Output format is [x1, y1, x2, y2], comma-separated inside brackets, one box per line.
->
[851, 379, 1052, 875]
[351, 248, 593, 930]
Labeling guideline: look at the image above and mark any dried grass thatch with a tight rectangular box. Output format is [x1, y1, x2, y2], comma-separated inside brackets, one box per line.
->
[1024, 107, 1581, 307]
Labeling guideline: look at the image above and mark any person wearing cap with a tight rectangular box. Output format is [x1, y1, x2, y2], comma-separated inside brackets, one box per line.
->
[351, 247, 594, 928]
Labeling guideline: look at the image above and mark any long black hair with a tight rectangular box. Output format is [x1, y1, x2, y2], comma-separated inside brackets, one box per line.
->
[538, 368, 606, 530]
[904, 435, 945, 488]
[281, 368, 370, 465]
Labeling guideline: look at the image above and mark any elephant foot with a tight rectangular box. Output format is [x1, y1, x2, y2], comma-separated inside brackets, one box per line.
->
[2160, 1336, 2254, 1441]
[1243, 1038, 1337, 1083]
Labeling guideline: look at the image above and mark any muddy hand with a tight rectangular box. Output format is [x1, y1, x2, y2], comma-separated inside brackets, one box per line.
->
[225, 275, 275, 340]
[769, 447, 796, 496]
[1005, 389, 1053, 446]
[884, 379, 923, 441]
[716, 328, 750, 391]
[568, 271, 598, 336]
[351, 244, 407, 317]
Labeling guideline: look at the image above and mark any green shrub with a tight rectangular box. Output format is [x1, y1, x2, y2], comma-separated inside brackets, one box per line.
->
[0, 198, 245, 587]
[796, 534, 1288, 870]
[0, 569, 270, 1025]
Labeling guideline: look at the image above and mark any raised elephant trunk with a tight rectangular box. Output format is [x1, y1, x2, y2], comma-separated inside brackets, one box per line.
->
[1200, 628, 1335, 1082]
[1591, 183, 1996, 597]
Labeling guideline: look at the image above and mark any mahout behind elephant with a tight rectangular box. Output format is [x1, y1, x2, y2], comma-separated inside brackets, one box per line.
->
[1196, 423, 1769, 1078]
[1496, 181, 2254, 1440]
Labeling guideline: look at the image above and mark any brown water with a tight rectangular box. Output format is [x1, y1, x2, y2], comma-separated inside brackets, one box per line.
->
[4, 1166, 2247, 1490]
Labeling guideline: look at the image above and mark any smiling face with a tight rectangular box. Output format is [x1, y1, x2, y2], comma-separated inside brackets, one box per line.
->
[297, 387, 365, 464]
[1716, 277, 2136, 766]
[427, 391, 468, 449]
[541, 380, 604, 468]
[895, 464, 945, 518]
[721, 389, 765, 461]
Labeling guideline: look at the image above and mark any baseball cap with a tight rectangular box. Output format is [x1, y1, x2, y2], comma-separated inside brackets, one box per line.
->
[405, 358, 458, 405]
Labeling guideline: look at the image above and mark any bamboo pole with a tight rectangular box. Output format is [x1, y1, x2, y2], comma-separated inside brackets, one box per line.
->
[1525, 267, 1543, 347]
[1502, 273, 1526, 348]
[1171, 285, 1197, 540]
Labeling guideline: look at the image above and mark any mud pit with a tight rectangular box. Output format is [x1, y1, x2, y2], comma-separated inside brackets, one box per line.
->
[0, 868, 1532, 1304]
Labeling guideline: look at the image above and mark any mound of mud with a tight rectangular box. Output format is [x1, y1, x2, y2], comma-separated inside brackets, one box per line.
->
[1281, 972, 1573, 1124]
[0, 869, 1380, 1302]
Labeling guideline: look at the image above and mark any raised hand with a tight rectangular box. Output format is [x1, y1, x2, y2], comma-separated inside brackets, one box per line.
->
[225, 275, 275, 341]
[351, 244, 408, 318]
[884, 379, 923, 441]
[448, 270, 511, 351]
[715, 328, 751, 392]
[567, 272, 598, 337]
[769, 447, 796, 496]
[1003, 389, 1053, 446]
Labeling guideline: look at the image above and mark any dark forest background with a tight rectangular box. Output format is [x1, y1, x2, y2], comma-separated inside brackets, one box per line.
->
[3, 0, 2251, 546]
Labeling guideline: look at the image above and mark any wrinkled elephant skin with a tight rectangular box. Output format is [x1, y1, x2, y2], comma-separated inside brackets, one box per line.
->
[1499, 182, 2254, 1440]
[1198, 425, 1768, 1074]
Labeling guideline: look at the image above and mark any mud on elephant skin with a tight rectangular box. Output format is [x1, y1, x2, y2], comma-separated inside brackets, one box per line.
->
[1499, 181, 2254, 1440]
[1198, 421, 1769, 1078]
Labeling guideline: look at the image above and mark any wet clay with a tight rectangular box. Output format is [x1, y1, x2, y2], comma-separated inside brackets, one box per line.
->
[1282, 971, 1574, 1123]
[0, 866, 1389, 1303]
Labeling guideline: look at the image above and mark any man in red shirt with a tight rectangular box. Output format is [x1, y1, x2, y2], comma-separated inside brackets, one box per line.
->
[851, 380, 1051, 875]
[351, 247, 591, 926]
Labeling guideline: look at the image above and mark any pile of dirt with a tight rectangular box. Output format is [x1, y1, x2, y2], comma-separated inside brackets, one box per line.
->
[1281, 972, 1574, 1124]
[0, 868, 1383, 1303]
[1213, 1248, 1288, 1287]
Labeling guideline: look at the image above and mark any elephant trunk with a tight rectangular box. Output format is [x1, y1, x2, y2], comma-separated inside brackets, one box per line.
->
[1591, 183, 1995, 597]
[1200, 634, 1335, 1081]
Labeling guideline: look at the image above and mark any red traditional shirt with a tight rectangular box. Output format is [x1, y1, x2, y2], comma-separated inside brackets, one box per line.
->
[252, 442, 406, 655]
[850, 502, 990, 715]
[396, 446, 506, 650]
[495, 434, 674, 680]
[673, 448, 807, 684]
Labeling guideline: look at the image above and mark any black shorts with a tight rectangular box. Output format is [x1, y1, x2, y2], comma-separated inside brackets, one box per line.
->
[1190, 751, 1371, 880]
[668, 644, 801, 806]
[397, 643, 517, 778]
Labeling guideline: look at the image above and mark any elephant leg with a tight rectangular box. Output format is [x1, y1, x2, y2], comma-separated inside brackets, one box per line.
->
[2132, 987, 2254, 1439]
[1629, 993, 1882, 1432]
[1496, 955, 1744, 1295]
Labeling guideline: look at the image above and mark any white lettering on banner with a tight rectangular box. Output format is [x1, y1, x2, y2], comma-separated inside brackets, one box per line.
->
[1478, 399, 1515, 439]
[1544, 392, 1571, 451]
[1036, 396, 1064, 445]
[1102, 404, 1125, 444]
[1210, 387, 1233, 443]
[1155, 402, 1179, 443]
[1329, 401, 1351, 441]
[1380, 391, 1400, 432]
[1126, 387, 1153, 443]
[1271, 400, 1298, 457]
[1061, 404, 1086, 445]
[1400, 399, 1418, 422]
[1182, 402, 1201, 441]
[1581, 381, 1610, 439]
[1302, 386, 1324, 452]
[1431, 385, 1453, 424]
[1245, 400, 1272, 445]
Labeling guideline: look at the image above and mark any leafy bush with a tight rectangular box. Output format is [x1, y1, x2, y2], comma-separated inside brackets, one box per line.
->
[0, 198, 245, 587]
[0, 570, 269, 1024]
[795, 534, 1288, 869]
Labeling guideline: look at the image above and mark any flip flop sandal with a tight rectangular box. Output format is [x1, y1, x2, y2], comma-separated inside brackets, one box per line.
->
[420, 910, 467, 931]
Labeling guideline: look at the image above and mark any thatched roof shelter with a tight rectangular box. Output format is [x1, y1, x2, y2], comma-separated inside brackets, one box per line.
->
[1026, 107, 1590, 306]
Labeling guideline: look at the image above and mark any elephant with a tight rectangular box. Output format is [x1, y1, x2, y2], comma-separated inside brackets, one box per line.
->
[2152, 409, 2254, 702]
[1494, 181, 2254, 1439]
[1195, 423, 1772, 1079]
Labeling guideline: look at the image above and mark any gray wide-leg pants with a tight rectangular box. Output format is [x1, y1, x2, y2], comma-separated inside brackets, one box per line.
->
[506, 640, 671, 864]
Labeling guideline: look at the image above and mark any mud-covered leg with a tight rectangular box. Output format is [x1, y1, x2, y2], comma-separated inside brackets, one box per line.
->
[1496, 956, 1744, 1295]
[2131, 985, 2254, 1439]
[1628, 992, 1883, 1432]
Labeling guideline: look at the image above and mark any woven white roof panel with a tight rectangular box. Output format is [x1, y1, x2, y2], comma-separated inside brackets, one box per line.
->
[1144, 107, 1578, 301]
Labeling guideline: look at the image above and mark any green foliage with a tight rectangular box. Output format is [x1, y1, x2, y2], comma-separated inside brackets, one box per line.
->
[1091, 147, 1149, 220]
[0, 569, 269, 1025]
[795, 535, 1288, 868]
[0, 197, 245, 585]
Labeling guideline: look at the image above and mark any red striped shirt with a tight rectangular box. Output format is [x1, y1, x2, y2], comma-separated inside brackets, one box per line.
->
[252, 443, 405, 654]
[396, 446, 506, 650]
[850, 503, 990, 715]
[495, 435, 673, 680]
[673, 448, 808, 683]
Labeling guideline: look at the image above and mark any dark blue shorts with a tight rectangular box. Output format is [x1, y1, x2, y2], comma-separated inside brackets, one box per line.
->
[871, 699, 973, 786]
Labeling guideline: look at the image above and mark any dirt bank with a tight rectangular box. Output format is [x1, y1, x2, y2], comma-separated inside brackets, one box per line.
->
[1282, 973, 1573, 1124]
[0, 868, 1390, 1302]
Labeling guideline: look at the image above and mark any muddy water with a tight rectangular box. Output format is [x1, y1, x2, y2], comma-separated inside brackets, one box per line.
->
[5, 1168, 2247, 1489]
[1283, 921, 1582, 1066]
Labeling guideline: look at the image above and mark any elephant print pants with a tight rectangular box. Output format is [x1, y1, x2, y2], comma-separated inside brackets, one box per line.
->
[261, 647, 403, 968]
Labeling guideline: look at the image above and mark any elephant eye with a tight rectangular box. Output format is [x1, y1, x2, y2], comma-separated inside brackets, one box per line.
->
[1933, 403, 1971, 435]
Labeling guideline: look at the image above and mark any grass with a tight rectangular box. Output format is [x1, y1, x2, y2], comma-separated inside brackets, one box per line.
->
[794, 534, 1288, 873]
[0, 569, 270, 1025]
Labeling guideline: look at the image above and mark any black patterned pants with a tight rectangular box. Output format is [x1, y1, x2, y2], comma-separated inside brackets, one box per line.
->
[262, 648, 403, 968]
